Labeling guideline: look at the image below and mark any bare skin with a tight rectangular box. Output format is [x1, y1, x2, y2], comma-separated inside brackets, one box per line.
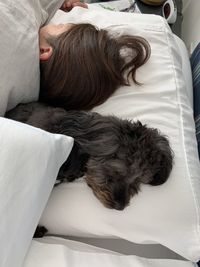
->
[39, 0, 88, 61]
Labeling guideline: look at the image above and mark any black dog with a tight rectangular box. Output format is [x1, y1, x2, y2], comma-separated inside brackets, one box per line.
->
[6, 102, 173, 211]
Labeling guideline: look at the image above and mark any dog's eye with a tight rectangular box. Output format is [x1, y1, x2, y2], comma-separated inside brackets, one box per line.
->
[112, 153, 118, 159]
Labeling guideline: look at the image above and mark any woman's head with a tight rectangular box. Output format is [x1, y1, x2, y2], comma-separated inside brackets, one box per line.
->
[39, 23, 150, 110]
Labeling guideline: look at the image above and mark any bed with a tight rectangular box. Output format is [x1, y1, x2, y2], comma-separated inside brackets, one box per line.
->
[0, 1, 199, 267]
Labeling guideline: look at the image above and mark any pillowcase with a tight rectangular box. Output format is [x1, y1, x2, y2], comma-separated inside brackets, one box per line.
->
[40, 7, 200, 262]
[0, 0, 63, 116]
[173, 35, 193, 108]
[0, 117, 73, 267]
[190, 43, 200, 158]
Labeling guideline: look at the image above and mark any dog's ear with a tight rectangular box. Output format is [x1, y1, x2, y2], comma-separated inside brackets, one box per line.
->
[150, 135, 174, 186]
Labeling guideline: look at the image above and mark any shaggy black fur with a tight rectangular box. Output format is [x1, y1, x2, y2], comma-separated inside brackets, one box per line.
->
[6, 102, 173, 211]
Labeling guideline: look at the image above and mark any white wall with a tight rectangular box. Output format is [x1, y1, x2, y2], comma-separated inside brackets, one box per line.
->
[182, 0, 200, 53]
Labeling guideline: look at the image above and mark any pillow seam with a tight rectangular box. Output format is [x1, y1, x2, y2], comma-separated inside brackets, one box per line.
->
[164, 25, 200, 248]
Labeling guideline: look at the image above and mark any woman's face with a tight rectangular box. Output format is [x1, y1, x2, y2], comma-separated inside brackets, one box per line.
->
[39, 23, 73, 39]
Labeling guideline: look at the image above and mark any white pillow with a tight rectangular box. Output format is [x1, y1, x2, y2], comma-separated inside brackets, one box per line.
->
[39, 8, 200, 262]
[0, 117, 73, 267]
[0, 0, 63, 116]
[23, 237, 198, 267]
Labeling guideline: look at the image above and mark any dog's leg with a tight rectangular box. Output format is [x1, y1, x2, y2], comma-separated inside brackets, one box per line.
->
[58, 142, 89, 182]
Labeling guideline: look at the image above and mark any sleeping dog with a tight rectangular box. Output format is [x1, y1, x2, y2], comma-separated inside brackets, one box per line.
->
[6, 102, 173, 211]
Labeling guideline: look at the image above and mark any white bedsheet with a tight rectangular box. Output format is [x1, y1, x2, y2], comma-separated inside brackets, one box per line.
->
[23, 237, 197, 267]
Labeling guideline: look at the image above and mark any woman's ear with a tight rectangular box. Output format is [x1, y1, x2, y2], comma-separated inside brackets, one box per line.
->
[40, 46, 53, 61]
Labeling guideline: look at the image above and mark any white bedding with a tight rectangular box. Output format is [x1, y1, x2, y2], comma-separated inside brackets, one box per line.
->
[0, 0, 64, 115]
[0, 118, 73, 267]
[21, 29, 198, 267]
[23, 237, 198, 267]
[1, 2, 198, 267]
[39, 6, 200, 262]
[173, 35, 193, 107]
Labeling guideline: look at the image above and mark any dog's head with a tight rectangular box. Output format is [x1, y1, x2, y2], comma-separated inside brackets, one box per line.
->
[85, 120, 173, 210]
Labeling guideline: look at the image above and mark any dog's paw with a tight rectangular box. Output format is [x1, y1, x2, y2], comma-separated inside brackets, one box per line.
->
[33, 226, 48, 238]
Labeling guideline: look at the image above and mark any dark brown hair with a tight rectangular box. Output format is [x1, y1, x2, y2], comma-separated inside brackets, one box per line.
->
[39, 23, 150, 110]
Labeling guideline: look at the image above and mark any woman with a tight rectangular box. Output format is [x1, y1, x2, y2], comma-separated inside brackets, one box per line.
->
[39, 1, 151, 110]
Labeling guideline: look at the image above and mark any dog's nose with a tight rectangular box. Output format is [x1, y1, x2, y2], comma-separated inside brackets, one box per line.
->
[114, 203, 126, 210]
